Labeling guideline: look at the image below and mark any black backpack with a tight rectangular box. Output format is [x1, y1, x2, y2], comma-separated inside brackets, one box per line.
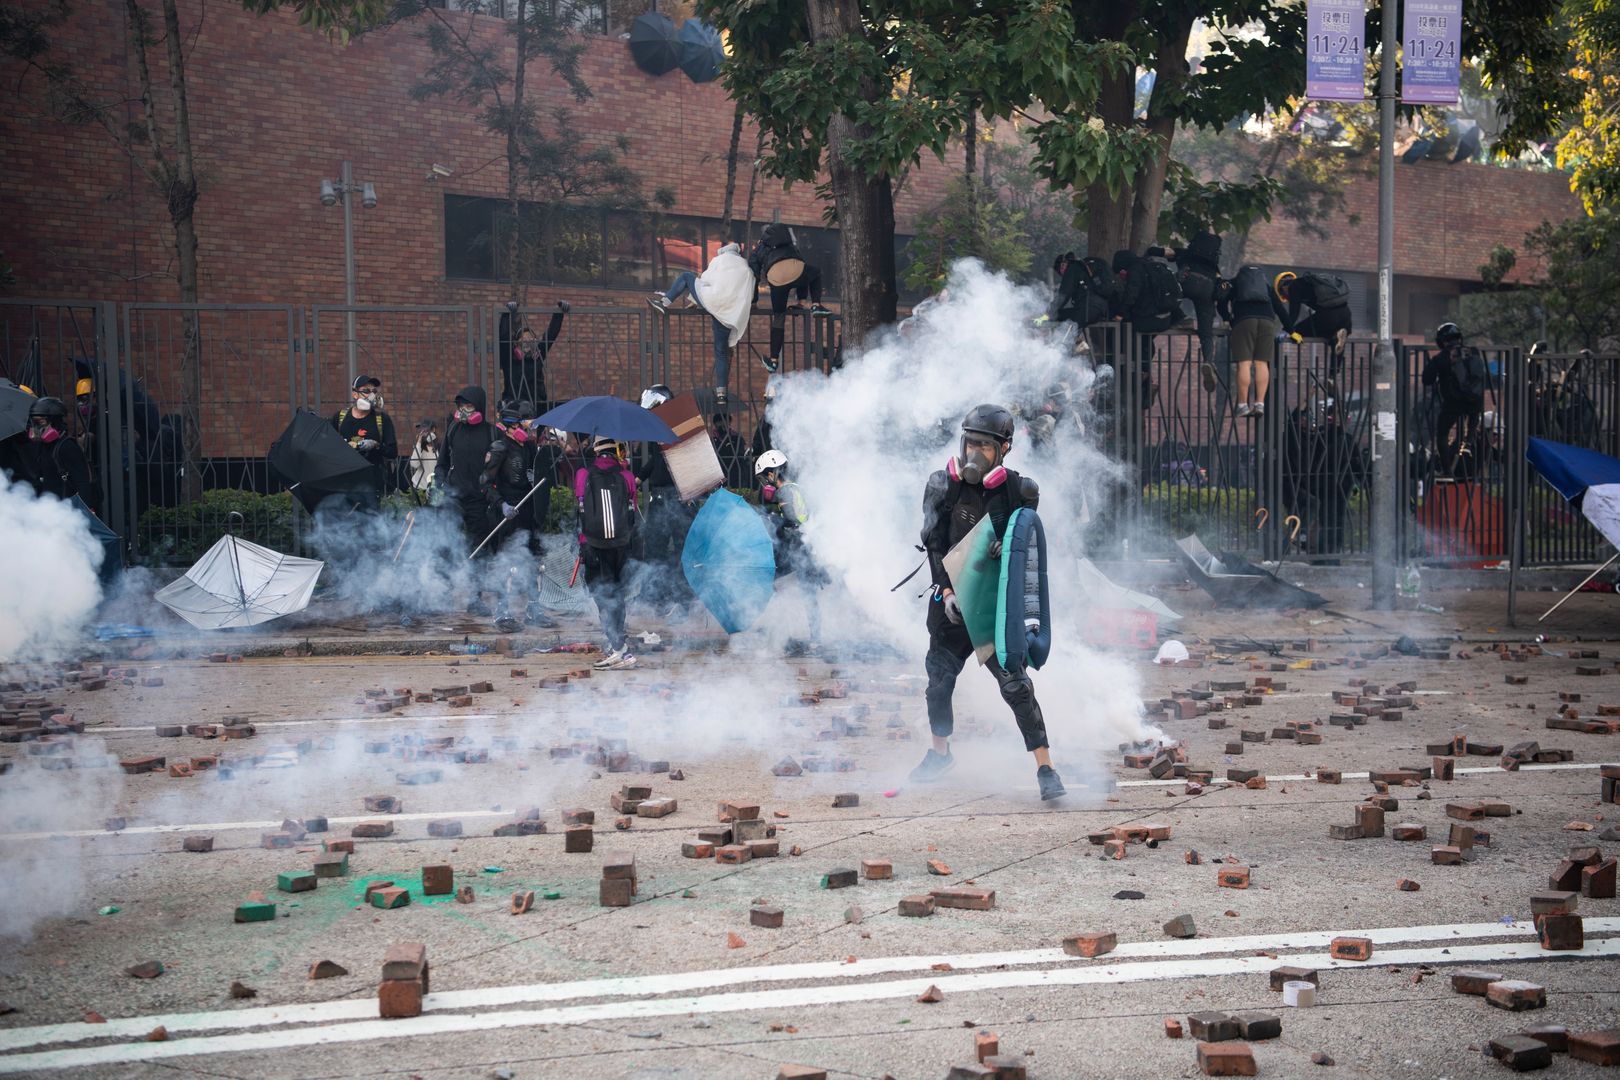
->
[1305, 273, 1351, 308]
[581, 462, 633, 549]
[1455, 348, 1489, 405]
[1230, 266, 1271, 305]
[760, 222, 797, 252]
[1132, 256, 1182, 321]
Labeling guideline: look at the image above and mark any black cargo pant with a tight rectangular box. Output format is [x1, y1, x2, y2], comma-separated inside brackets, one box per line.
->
[1296, 305, 1353, 370]
[924, 600, 1049, 752]
[1179, 269, 1218, 369]
[583, 544, 631, 651]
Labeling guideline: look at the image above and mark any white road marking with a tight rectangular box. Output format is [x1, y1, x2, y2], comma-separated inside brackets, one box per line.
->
[0, 920, 1612, 1056]
[1, 936, 1613, 1072]
[0, 762, 1597, 841]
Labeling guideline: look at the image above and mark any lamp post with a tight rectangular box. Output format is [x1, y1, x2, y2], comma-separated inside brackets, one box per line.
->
[319, 161, 378, 384]
[1369, 1, 1398, 611]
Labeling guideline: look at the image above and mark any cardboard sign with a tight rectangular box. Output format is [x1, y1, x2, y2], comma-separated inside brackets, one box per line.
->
[649, 392, 724, 501]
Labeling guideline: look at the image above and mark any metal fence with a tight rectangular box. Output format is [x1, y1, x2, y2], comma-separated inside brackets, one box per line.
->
[5, 295, 1610, 578]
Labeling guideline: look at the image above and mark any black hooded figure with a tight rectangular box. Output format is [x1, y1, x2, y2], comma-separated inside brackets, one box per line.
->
[435, 385, 495, 555]
[909, 404, 1065, 802]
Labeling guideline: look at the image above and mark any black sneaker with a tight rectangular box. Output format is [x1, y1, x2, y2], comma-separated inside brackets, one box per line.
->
[909, 748, 954, 783]
[1037, 764, 1067, 801]
[495, 616, 522, 634]
[761, 356, 780, 373]
[1200, 363, 1218, 393]
[524, 604, 558, 629]
[810, 304, 832, 316]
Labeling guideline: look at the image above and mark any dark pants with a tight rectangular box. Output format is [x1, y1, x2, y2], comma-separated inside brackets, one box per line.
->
[1296, 306, 1353, 369]
[1436, 401, 1481, 475]
[456, 493, 491, 556]
[665, 271, 732, 390]
[1179, 270, 1218, 367]
[639, 488, 693, 608]
[923, 602, 1049, 752]
[583, 544, 631, 650]
[767, 266, 823, 361]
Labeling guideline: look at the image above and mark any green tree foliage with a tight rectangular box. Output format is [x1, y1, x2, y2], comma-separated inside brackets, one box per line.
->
[703, 0, 1574, 341]
[1467, 211, 1620, 350]
[902, 176, 1032, 293]
[1558, 0, 1620, 213]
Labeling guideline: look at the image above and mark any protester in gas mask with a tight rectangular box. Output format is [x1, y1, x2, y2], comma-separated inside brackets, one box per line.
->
[756, 449, 825, 651]
[28, 396, 99, 514]
[577, 435, 639, 670]
[436, 386, 498, 614]
[912, 404, 1064, 801]
[481, 400, 558, 633]
[331, 375, 397, 511]
[408, 419, 438, 500]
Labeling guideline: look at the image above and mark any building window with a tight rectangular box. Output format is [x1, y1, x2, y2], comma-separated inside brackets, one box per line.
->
[443, 193, 906, 301]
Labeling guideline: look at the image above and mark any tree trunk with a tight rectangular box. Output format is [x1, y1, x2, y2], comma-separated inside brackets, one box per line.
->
[1127, 13, 1194, 251]
[743, 127, 763, 249]
[1084, 1, 1138, 260]
[720, 103, 745, 238]
[803, 0, 896, 349]
[507, 0, 528, 304]
[964, 108, 979, 259]
[150, 0, 203, 500]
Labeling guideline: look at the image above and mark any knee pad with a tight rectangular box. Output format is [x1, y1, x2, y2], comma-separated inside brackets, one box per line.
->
[999, 671, 1034, 704]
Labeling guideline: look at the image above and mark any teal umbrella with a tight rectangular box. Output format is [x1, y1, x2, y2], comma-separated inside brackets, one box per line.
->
[680, 490, 776, 634]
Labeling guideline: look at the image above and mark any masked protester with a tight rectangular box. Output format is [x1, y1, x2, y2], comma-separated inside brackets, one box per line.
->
[482, 400, 559, 633]
[28, 396, 100, 514]
[1275, 271, 1354, 386]
[331, 375, 397, 511]
[634, 384, 694, 618]
[1422, 322, 1489, 479]
[436, 386, 498, 613]
[577, 435, 639, 670]
[747, 223, 830, 374]
[756, 449, 825, 651]
[913, 405, 1064, 801]
[500, 299, 569, 415]
[408, 420, 438, 500]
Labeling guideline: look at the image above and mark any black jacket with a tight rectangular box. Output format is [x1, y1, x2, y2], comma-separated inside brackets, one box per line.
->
[1284, 275, 1351, 330]
[1422, 347, 1489, 408]
[920, 468, 1039, 591]
[435, 385, 494, 500]
[33, 434, 99, 514]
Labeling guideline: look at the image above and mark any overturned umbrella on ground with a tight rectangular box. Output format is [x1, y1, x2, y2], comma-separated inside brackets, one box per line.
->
[1175, 533, 1327, 610]
[1527, 437, 1620, 620]
[681, 489, 776, 634]
[155, 533, 323, 629]
[268, 409, 376, 513]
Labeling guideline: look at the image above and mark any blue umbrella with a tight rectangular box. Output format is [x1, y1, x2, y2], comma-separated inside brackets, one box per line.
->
[678, 20, 725, 83]
[1526, 438, 1620, 619]
[70, 495, 122, 587]
[681, 490, 776, 634]
[536, 396, 677, 443]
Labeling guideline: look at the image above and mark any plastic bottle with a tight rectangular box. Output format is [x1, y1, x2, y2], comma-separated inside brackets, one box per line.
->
[1399, 565, 1421, 598]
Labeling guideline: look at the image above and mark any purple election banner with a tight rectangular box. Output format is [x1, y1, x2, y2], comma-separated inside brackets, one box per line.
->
[1401, 0, 1461, 104]
[1306, 0, 1366, 102]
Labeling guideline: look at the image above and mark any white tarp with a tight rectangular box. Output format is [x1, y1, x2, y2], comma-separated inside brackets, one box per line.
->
[155, 535, 323, 629]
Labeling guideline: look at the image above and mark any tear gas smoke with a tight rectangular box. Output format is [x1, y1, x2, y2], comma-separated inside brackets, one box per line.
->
[0, 475, 104, 662]
[770, 260, 1152, 752]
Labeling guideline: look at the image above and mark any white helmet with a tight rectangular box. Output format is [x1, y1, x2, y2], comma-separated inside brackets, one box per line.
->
[640, 384, 673, 410]
[754, 449, 788, 476]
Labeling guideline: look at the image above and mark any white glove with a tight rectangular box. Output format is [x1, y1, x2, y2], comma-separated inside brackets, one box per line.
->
[942, 591, 963, 625]
[355, 439, 380, 452]
[501, 502, 518, 520]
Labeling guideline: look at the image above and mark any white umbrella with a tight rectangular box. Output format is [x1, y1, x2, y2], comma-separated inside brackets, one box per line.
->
[155, 535, 324, 629]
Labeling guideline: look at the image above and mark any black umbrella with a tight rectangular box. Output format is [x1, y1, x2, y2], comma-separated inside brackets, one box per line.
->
[268, 409, 375, 513]
[678, 19, 725, 83]
[628, 12, 680, 76]
[0, 381, 33, 441]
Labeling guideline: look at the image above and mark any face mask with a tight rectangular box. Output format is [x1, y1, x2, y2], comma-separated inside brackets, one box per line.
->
[761, 483, 777, 503]
[458, 406, 482, 424]
[353, 396, 372, 414]
[30, 424, 61, 444]
[78, 403, 92, 419]
[505, 423, 530, 444]
[957, 447, 995, 485]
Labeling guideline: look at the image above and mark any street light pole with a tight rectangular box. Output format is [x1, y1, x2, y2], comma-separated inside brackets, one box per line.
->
[341, 160, 358, 385]
[1369, 0, 1399, 610]
[320, 160, 377, 387]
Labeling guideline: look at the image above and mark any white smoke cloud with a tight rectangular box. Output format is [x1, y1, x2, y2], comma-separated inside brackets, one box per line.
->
[0, 474, 103, 662]
[770, 260, 1150, 759]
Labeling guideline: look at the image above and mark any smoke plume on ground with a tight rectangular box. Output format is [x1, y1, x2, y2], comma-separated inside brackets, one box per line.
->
[0, 476, 103, 662]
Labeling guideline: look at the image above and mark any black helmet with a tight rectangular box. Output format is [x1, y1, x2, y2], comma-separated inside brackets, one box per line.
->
[1436, 322, 1464, 347]
[1052, 251, 1075, 273]
[29, 397, 67, 424]
[961, 404, 1014, 443]
[515, 400, 536, 421]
